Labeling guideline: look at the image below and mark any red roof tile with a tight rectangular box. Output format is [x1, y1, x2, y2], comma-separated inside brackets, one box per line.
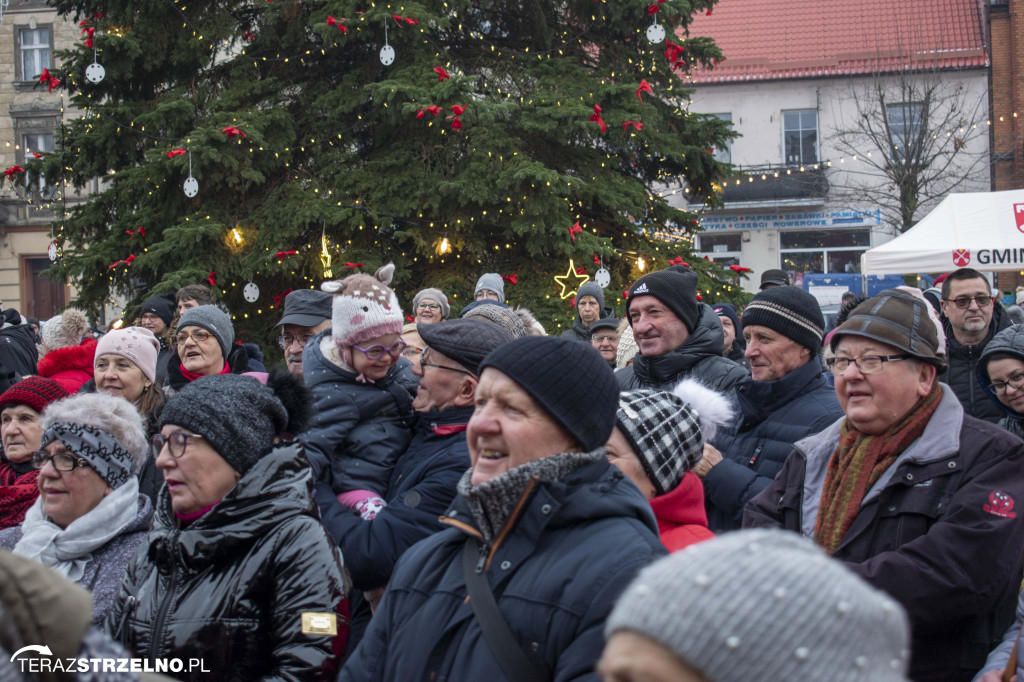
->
[683, 0, 989, 84]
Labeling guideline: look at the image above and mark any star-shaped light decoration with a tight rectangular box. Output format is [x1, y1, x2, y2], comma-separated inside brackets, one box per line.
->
[553, 259, 590, 299]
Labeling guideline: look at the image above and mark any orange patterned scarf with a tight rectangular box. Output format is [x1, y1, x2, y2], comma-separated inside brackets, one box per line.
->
[814, 383, 942, 555]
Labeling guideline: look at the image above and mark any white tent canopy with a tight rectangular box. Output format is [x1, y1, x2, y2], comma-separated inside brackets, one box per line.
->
[861, 189, 1024, 275]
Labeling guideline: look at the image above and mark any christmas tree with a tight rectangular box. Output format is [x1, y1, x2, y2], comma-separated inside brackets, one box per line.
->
[29, 0, 742, 348]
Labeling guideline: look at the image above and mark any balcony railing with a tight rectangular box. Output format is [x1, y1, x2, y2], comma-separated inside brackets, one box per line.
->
[721, 165, 829, 204]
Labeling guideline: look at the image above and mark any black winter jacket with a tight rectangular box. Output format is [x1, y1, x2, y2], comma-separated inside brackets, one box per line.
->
[300, 332, 418, 495]
[155, 337, 173, 383]
[0, 322, 38, 382]
[615, 304, 747, 392]
[106, 443, 351, 681]
[978, 323, 1024, 439]
[744, 388, 1024, 682]
[705, 359, 842, 532]
[340, 457, 666, 682]
[940, 304, 1010, 422]
[162, 342, 251, 394]
[315, 406, 473, 591]
[559, 306, 615, 342]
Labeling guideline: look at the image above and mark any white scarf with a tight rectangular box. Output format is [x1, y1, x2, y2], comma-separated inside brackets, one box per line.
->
[13, 478, 140, 581]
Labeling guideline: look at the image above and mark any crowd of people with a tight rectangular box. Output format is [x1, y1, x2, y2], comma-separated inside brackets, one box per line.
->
[1, 265, 1024, 682]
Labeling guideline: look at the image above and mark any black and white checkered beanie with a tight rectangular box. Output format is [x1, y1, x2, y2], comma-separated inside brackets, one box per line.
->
[616, 389, 704, 496]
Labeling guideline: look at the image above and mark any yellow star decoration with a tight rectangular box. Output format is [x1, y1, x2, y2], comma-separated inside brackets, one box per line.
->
[554, 259, 591, 299]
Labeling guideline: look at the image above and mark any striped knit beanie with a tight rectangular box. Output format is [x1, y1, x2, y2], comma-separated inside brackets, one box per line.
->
[741, 286, 825, 354]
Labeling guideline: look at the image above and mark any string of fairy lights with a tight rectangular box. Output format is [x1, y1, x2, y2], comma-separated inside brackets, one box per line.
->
[0, 1, 1009, 323]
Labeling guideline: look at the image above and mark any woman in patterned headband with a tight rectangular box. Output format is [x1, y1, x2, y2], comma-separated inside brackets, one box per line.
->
[0, 392, 152, 626]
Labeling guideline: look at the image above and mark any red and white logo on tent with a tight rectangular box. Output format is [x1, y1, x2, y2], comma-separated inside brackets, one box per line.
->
[1015, 203, 1024, 233]
[952, 249, 970, 267]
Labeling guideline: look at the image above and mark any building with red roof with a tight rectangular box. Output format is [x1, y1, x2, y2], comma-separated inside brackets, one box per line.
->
[670, 0, 991, 294]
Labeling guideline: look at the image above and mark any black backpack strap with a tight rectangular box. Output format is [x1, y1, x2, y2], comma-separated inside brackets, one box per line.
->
[461, 537, 539, 682]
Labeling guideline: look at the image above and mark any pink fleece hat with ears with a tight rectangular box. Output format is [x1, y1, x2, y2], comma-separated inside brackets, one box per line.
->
[94, 326, 160, 383]
[321, 263, 404, 366]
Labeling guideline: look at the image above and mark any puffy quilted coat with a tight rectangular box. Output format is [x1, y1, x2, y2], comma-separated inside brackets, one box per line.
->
[978, 323, 1024, 439]
[940, 303, 1010, 422]
[105, 442, 351, 682]
[37, 337, 97, 393]
[316, 405, 472, 592]
[745, 388, 1024, 682]
[300, 332, 418, 495]
[649, 472, 714, 551]
[339, 457, 666, 682]
[615, 304, 747, 393]
[705, 359, 843, 532]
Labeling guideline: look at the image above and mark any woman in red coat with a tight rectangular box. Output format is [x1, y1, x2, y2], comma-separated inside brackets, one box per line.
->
[605, 380, 733, 552]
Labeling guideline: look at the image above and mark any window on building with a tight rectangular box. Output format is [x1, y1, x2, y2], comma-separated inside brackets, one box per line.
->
[21, 132, 54, 195]
[783, 110, 818, 166]
[780, 229, 869, 275]
[712, 113, 732, 164]
[697, 232, 743, 269]
[18, 28, 51, 82]
[886, 103, 924, 158]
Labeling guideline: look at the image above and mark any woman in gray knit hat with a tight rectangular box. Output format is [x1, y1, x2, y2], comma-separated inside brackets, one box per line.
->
[599, 529, 910, 682]
[106, 370, 350, 680]
[163, 304, 250, 394]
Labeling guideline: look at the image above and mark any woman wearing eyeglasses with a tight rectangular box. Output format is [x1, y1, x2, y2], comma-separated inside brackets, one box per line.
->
[0, 393, 152, 626]
[163, 305, 250, 395]
[979, 324, 1024, 438]
[105, 372, 350, 680]
[302, 265, 418, 522]
[412, 287, 449, 324]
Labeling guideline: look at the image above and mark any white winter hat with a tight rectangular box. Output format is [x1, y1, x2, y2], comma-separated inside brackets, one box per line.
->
[41, 309, 89, 351]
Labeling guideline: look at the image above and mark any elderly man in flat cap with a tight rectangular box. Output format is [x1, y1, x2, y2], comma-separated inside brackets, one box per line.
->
[316, 317, 515, 649]
[275, 289, 333, 377]
[746, 288, 1024, 682]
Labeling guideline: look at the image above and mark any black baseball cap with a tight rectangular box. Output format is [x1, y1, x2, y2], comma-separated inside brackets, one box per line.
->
[277, 289, 333, 327]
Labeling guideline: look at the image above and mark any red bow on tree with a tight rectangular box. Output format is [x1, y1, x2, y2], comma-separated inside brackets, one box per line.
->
[274, 250, 299, 261]
[622, 290, 629, 300]
[166, 148, 186, 158]
[570, 296, 576, 307]
[272, 288, 294, 309]
[706, 9, 712, 15]
[125, 227, 146, 239]
[588, 105, 607, 134]
[326, 16, 347, 33]
[425, 105, 441, 116]
[344, 262, 364, 269]
[500, 273, 518, 285]
[593, 252, 601, 265]
[665, 41, 685, 63]
[569, 221, 583, 241]
[575, 267, 587, 275]
[415, 109, 425, 119]
[622, 121, 644, 135]
[3, 165, 25, 180]
[108, 254, 136, 269]
[668, 256, 688, 266]
[82, 27, 95, 48]
[222, 126, 247, 138]
[433, 66, 450, 81]
[450, 104, 466, 130]
[30, 152, 43, 159]
[392, 14, 418, 24]
[405, 314, 415, 322]
[207, 271, 217, 287]
[636, 79, 654, 103]
[647, 4, 660, 14]
[243, 31, 256, 41]
[38, 69, 60, 93]
[729, 264, 752, 273]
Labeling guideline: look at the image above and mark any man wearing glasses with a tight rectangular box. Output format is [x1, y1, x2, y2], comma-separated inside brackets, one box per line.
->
[275, 289, 332, 377]
[939, 268, 1011, 421]
[746, 288, 1024, 682]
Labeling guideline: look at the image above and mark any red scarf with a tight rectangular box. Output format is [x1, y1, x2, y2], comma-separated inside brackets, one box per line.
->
[180, 360, 231, 382]
[814, 383, 942, 555]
